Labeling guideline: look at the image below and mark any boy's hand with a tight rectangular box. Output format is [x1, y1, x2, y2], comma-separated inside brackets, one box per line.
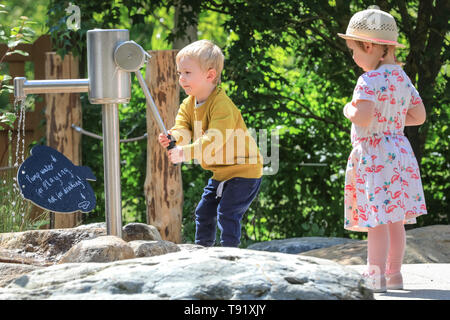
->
[168, 146, 184, 164]
[158, 131, 172, 148]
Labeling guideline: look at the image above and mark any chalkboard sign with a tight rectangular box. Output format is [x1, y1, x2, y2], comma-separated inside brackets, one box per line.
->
[17, 145, 96, 213]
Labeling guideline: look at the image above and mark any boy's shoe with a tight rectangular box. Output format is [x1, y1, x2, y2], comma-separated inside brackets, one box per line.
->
[362, 272, 387, 293]
[386, 272, 403, 290]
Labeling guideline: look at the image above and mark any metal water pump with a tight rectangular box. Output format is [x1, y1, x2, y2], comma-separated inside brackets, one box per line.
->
[14, 29, 174, 238]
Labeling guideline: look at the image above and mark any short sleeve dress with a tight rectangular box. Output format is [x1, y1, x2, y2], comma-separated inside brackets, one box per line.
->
[344, 64, 427, 232]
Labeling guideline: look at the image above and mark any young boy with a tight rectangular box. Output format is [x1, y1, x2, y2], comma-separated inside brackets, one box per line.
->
[158, 39, 263, 247]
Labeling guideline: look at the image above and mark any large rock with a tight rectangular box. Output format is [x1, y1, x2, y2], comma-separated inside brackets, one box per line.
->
[58, 236, 135, 263]
[0, 263, 42, 288]
[0, 247, 373, 300]
[122, 223, 162, 242]
[247, 237, 359, 254]
[301, 225, 450, 265]
[0, 223, 107, 265]
[0, 223, 162, 286]
[177, 243, 205, 252]
[0, 222, 162, 266]
[129, 240, 180, 257]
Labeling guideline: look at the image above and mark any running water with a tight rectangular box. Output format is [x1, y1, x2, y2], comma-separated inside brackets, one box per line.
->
[14, 97, 26, 168]
[0, 97, 34, 232]
[11, 98, 27, 225]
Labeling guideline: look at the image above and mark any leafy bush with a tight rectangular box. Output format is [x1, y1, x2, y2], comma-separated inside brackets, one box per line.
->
[0, 5, 36, 127]
[44, 1, 448, 244]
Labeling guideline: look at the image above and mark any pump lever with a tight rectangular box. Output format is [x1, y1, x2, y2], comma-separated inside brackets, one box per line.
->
[113, 40, 178, 163]
[134, 69, 177, 150]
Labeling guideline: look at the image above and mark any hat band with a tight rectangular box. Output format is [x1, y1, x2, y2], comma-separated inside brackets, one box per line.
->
[364, 37, 399, 44]
[342, 33, 400, 44]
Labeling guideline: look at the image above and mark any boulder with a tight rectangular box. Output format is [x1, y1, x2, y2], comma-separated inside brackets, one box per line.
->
[0, 222, 163, 266]
[128, 240, 180, 257]
[177, 243, 206, 252]
[0, 263, 42, 288]
[247, 237, 359, 254]
[0, 247, 373, 300]
[0, 223, 161, 285]
[58, 236, 135, 263]
[301, 225, 450, 265]
[0, 223, 107, 265]
[122, 223, 162, 242]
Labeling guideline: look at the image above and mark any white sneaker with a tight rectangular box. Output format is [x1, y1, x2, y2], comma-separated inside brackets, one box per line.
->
[386, 272, 403, 290]
[362, 271, 387, 293]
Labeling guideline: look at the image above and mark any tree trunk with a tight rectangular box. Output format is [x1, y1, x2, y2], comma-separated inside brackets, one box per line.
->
[44, 52, 83, 229]
[144, 50, 183, 243]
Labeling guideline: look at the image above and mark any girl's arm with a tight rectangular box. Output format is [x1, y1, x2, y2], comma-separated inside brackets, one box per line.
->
[344, 100, 375, 127]
[405, 102, 426, 126]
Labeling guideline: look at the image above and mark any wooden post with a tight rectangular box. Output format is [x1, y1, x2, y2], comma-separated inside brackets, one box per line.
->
[144, 50, 183, 243]
[44, 52, 83, 228]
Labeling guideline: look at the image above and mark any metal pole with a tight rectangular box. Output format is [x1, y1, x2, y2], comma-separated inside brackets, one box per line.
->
[134, 70, 168, 135]
[102, 103, 122, 238]
[87, 29, 130, 238]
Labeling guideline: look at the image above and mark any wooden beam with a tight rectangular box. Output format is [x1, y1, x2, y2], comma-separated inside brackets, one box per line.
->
[144, 50, 183, 243]
[44, 52, 83, 229]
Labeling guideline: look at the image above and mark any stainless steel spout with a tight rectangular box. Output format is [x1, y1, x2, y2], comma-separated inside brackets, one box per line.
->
[14, 77, 89, 102]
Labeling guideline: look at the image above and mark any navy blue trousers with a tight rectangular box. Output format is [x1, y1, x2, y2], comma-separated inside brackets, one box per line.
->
[194, 177, 262, 247]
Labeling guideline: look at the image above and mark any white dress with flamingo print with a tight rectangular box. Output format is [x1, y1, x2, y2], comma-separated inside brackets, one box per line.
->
[344, 64, 427, 232]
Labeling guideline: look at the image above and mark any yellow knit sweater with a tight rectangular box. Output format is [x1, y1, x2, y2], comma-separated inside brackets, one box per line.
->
[170, 87, 263, 181]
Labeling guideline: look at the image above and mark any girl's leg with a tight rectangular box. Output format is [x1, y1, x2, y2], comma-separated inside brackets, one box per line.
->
[386, 221, 406, 274]
[386, 221, 406, 289]
[367, 224, 389, 291]
[367, 224, 389, 275]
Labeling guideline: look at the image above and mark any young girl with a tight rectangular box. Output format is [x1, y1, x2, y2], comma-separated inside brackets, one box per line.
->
[338, 8, 427, 292]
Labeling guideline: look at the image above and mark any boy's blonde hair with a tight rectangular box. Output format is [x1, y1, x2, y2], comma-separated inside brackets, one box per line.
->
[176, 40, 224, 85]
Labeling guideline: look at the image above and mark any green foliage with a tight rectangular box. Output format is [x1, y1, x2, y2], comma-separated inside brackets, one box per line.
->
[418, 69, 450, 226]
[0, 2, 50, 233]
[44, 0, 448, 243]
[194, 0, 448, 241]
[0, 5, 36, 127]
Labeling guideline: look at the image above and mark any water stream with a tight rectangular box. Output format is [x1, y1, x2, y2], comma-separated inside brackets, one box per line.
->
[10, 98, 27, 225]
[14, 98, 26, 168]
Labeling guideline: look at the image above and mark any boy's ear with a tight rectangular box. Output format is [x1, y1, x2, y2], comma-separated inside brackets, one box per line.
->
[206, 68, 217, 83]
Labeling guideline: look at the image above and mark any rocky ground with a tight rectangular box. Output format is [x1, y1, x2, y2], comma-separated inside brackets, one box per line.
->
[246, 225, 450, 265]
[298, 225, 450, 265]
[0, 223, 448, 300]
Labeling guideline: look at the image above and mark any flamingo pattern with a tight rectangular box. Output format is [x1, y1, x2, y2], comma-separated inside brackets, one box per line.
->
[344, 65, 427, 232]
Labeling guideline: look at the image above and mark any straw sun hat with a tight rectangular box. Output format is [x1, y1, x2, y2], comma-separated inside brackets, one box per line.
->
[338, 8, 405, 48]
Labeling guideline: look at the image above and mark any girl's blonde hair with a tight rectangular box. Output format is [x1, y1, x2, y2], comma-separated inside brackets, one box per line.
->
[176, 40, 224, 85]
